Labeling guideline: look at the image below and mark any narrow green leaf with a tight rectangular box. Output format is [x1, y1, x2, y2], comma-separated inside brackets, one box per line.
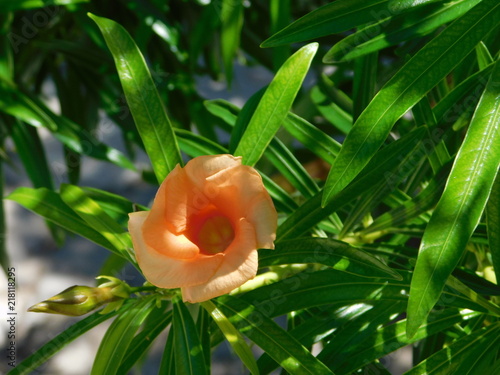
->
[215, 295, 334, 375]
[283, 113, 341, 164]
[487, 172, 500, 283]
[261, 0, 390, 47]
[0, 0, 88, 10]
[257, 302, 392, 374]
[117, 305, 172, 374]
[175, 128, 227, 157]
[475, 41, 494, 70]
[172, 296, 207, 375]
[318, 301, 406, 368]
[322, 0, 500, 207]
[59, 184, 135, 265]
[234, 42, 318, 166]
[204, 99, 239, 128]
[0, 80, 134, 170]
[89, 13, 182, 183]
[91, 297, 156, 375]
[9, 120, 53, 189]
[266, 138, 320, 198]
[405, 323, 500, 375]
[158, 322, 176, 375]
[270, 0, 291, 70]
[360, 162, 451, 236]
[201, 300, 259, 375]
[7, 303, 129, 375]
[310, 85, 352, 134]
[229, 87, 266, 153]
[388, 0, 447, 13]
[259, 238, 402, 280]
[332, 309, 480, 373]
[240, 269, 487, 319]
[6, 187, 117, 253]
[324, 0, 481, 62]
[278, 127, 426, 240]
[407, 60, 500, 337]
[353, 53, 378, 121]
[221, 0, 244, 85]
[196, 306, 211, 374]
[433, 63, 493, 125]
[81, 187, 148, 227]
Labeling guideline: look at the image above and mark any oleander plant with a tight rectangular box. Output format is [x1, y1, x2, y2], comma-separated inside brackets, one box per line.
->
[2, 0, 500, 374]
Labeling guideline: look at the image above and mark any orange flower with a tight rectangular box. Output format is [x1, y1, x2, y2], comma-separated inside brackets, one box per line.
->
[128, 154, 277, 303]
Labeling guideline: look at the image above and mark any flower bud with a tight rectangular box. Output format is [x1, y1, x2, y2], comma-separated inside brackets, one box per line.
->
[28, 285, 123, 316]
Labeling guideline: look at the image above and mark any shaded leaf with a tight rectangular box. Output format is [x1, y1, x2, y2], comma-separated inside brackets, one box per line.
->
[322, 0, 500, 206]
[407, 60, 500, 337]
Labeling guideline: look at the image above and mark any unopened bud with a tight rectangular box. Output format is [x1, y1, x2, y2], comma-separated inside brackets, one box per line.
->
[28, 284, 125, 316]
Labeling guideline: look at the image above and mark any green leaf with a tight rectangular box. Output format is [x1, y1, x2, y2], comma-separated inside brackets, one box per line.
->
[322, 0, 500, 207]
[278, 127, 426, 240]
[81, 187, 148, 227]
[283, 113, 341, 164]
[0, 80, 134, 170]
[317, 301, 406, 369]
[234, 42, 318, 166]
[172, 296, 207, 375]
[360, 162, 451, 236]
[407, 60, 500, 337]
[229, 87, 266, 153]
[91, 297, 156, 375]
[196, 306, 211, 374]
[6, 187, 117, 253]
[0, 0, 88, 10]
[59, 184, 135, 265]
[201, 300, 259, 375]
[158, 322, 176, 375]
[266, 138, 320, 198]
[388, 0, 446, 13]
[257, 302, 394, 374]
[270, 0, 291, 70]
[310, 84, 352, 134]
[405, 323, 500, 375]
[353, 53, 378, 121]
[331, 309, 480, 373]
[117, 304, 172, 374]
[240, 269, 487, 319]
[7, 303, 128, 375]
[204, 99, 239, 128]
[487, 173, 500, 283]
[9, 120, 53, 189]
[475, 41, 495, 70]
[324, 0, 481, 62]
[215, 295, 334, 375]
[221, 0, 244, 85]
[261, 0, 390, 47]
[259, 238, 402, 280]
[89, 13, 182, 183]
[175, 128, 227, 157]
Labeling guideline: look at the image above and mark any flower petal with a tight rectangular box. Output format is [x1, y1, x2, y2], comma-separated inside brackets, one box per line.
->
[207, 167, 277, 247]
[129, 211, 224, 288]
[181, 218, 258, 303]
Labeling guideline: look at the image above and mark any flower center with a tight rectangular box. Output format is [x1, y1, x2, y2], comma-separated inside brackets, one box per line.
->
[195, 214, 235, 255]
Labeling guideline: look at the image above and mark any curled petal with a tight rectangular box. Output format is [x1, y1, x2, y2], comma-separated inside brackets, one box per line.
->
[129, 211, 223, 288]
[181, 218, 258, 303]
